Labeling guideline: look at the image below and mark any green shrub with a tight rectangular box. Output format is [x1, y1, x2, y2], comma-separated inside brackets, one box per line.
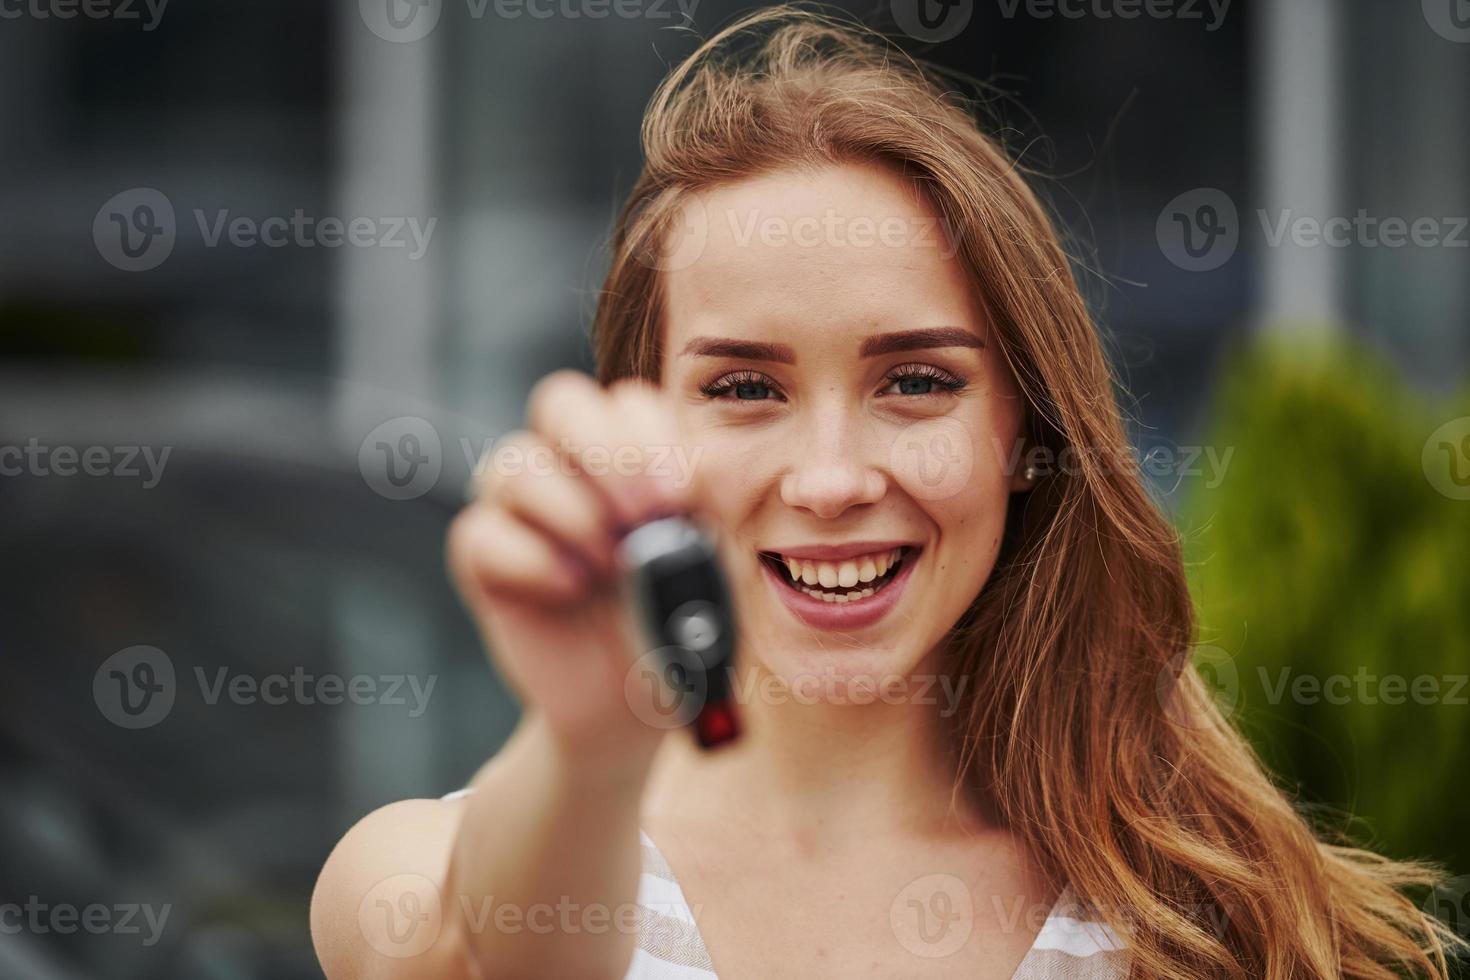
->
[1178, 332, 1470, 876]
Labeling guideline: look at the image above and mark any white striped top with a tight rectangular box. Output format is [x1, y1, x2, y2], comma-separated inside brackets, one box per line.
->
[442, 790, 1129, 978]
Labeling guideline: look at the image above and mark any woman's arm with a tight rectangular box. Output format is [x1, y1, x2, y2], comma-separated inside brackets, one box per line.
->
[311, 372, 693, 979]
[310, 713, 659, 980]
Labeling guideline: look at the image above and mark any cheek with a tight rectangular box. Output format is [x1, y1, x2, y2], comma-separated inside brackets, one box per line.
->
[888, 415, 1012, 506]
[899, 414, 1015, 596]
[889, 417, 974, 503]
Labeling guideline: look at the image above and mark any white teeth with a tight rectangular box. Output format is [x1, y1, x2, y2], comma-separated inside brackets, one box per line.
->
[776, 547, 912, 604]
[795, 585, 881, 602]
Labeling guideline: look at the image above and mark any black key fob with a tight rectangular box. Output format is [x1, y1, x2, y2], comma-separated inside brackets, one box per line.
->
[617, 516, 740, 748]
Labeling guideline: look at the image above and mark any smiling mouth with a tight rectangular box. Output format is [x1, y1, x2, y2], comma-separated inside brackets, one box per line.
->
[757, 546, 918, 604]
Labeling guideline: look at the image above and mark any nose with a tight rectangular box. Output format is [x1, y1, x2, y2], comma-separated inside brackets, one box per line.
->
[778, 408, 888, 519]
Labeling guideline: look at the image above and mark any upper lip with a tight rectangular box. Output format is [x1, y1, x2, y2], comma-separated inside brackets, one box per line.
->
[760, 541, 919, 561]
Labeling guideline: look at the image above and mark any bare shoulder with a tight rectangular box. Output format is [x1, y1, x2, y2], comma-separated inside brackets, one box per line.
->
[310, 795, 471, 980]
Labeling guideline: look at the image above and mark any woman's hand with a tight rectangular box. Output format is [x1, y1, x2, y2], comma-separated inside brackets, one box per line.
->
[314, 371, 698, 980]
[447, 369, 698, 768]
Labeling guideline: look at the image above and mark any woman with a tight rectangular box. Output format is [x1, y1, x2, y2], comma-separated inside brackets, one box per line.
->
[310, 8, 1461, 978]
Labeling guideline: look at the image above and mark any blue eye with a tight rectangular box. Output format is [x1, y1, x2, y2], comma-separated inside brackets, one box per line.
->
[880, 363, 968, 397]
[701, 370, 785, 402]
[896, 376, 937, 395]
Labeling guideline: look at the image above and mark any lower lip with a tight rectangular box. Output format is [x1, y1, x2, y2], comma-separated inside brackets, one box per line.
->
[761, 551, 919, 632]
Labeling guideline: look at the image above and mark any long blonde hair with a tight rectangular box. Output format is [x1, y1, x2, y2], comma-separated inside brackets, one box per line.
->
[590, 6, 1461, 976]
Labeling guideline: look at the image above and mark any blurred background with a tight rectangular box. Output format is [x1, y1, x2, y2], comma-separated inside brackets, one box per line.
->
[1, 0, 1467, 976]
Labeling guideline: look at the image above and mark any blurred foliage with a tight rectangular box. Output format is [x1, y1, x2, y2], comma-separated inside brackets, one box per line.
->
[1179, 331, 1470, 880]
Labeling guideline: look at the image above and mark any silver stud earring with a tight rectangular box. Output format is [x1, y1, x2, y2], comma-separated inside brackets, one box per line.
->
[1023, 465, 1040, 482]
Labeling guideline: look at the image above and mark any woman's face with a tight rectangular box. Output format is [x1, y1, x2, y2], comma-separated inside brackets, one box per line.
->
[659, 162, 1031, 693]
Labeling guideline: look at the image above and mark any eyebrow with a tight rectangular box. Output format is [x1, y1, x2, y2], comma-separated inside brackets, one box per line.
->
[678, 326, 984, 363]
[859, 327, 985, 357]
[679, 337, 797, 363]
